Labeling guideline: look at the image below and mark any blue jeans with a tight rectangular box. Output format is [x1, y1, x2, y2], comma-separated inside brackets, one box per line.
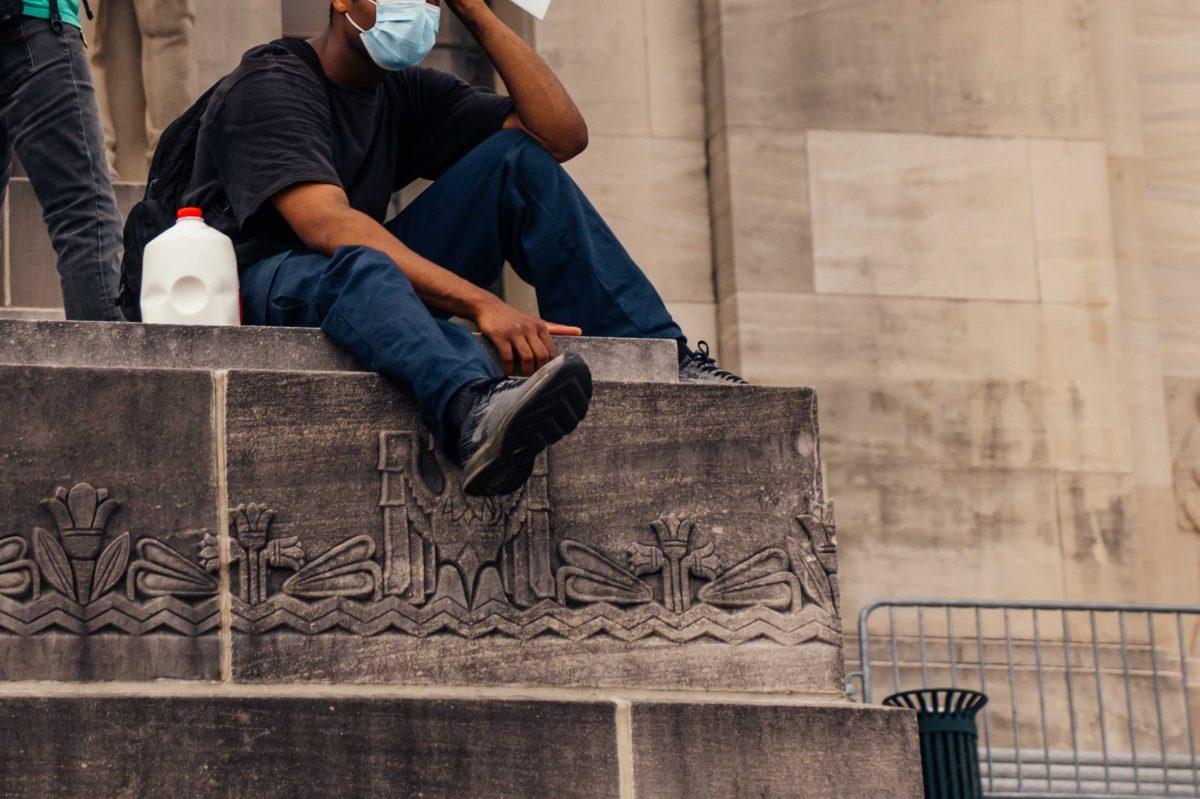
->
[0, 17, 123, 321]
[242, 130, 684, 443]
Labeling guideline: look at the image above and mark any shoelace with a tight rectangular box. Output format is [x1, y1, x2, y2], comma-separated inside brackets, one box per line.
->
[684, 341, 744, 383]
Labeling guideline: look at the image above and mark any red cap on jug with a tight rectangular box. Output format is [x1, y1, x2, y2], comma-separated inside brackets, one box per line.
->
[177, 207, 203, 219]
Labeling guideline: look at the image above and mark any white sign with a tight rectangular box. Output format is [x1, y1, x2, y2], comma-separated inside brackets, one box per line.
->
[509, 0, 551, 19]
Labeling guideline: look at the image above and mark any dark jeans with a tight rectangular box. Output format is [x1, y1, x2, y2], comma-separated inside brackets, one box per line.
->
[242, 130, 683, 444]
[0, 17, 123, 321]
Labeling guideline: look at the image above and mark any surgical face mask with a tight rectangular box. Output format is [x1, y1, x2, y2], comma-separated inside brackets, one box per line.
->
[346, 0, 440, 71]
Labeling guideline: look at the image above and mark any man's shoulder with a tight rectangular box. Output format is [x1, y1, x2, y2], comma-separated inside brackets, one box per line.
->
[213, 40, 323, 107]
[381, 66, 471, 104]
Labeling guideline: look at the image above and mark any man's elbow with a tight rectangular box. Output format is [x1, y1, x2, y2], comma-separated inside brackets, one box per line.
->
[295, 211, 354, 255]
[552, 122, 589, 162]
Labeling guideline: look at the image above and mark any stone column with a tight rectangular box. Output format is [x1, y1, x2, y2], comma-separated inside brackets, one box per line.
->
[1132, 1, 1200, 604]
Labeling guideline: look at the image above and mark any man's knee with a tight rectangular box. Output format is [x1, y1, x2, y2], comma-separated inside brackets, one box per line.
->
[474, 129, 563, 180]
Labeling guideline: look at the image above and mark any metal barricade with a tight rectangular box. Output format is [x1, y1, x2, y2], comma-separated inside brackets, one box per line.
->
[851, 600, 1200, 798]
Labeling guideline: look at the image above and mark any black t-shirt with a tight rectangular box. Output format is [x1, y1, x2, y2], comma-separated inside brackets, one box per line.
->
[185, 39, 514, 269]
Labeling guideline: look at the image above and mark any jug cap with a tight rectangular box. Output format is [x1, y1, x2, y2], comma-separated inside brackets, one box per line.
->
[177, 207, 203, 220]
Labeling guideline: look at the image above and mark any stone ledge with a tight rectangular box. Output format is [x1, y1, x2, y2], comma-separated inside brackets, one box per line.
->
[0, 307, 64, 321]
[0, 319, 679, 383]
[0, 694, 920, 798]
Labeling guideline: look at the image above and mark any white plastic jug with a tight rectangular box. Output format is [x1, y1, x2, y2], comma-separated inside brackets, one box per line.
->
[140, 207, 241, 326]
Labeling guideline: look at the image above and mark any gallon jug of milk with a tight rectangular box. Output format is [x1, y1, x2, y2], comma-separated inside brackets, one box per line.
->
[140, 207, 241, 326]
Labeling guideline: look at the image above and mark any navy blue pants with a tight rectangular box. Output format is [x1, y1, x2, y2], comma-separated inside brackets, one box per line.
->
[242, 130, 683, 443]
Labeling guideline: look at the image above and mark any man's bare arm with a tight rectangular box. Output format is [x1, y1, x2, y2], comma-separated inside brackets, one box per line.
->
[445, 0, 587, 162]
[273, 182, 581, 375]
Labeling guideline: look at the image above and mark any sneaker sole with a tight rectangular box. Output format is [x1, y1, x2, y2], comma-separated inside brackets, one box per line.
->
[461, 353, 593, 497]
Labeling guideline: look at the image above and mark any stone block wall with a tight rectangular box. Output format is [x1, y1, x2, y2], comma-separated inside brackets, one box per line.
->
[1137, 1, 1200, 604]
[702, 0, 1200, 620]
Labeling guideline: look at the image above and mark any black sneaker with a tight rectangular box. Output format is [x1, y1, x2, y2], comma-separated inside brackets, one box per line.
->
[456, 352, 593, 496]
[679, 341, 749, 385]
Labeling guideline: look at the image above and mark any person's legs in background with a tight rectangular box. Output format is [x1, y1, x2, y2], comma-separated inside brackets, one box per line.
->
[0, 17, 123, 321]
[0, 111, 10, 228]
[132, 0, 194, 166]
[88, 0, 122, 177]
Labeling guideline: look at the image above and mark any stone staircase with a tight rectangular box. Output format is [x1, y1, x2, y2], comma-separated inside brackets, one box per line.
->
[0, 319, 920, 798]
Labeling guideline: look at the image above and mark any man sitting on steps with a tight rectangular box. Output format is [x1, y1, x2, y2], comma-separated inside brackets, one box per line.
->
[183, 0, 746, 498]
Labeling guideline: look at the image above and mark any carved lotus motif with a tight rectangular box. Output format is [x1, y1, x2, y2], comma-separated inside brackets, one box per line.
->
[696, 548, 799, 611]
[34, 483, 127, 604]
[283, 535, 382, 601]
[629, 515, 720, 613]
[231, 503, 275, 552]
[127, 539, 219, 599]
[556, 540, 654, 605]
[42, 483, 121, 559]
[227, 502, 305, 606]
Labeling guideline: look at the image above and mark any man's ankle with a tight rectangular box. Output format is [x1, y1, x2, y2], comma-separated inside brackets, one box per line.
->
[442, 377, 494, 459]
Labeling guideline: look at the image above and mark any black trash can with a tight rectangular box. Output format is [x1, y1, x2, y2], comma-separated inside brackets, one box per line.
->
[883, 688, 988, 799]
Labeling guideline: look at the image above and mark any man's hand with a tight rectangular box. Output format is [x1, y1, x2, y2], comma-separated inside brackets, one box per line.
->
[474, 295, 582, 376]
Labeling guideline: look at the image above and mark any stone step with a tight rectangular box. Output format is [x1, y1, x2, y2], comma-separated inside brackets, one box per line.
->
[0, 319, 679, 384]
[0, 359, 838, 695]
[0, 690, 921, 798]
[0, 307, 64, 321]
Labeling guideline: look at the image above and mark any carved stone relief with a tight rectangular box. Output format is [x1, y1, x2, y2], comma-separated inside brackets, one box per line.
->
[0, 482, 219, 636]
[5, 435, 838, 648]
[231, 433, 841, 647]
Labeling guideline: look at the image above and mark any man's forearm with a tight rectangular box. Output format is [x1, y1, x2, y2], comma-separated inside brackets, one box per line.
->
[451, 1, 587, 159]
[309, 208, 497, 319]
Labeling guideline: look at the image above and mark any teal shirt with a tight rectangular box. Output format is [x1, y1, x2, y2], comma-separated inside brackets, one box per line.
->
[23, 0, 81, 28]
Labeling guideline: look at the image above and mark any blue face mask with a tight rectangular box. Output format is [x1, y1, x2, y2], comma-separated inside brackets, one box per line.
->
[346, 0, 440, 71]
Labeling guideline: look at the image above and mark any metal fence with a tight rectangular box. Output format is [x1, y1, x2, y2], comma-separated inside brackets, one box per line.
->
[850, 599, 1200, 798]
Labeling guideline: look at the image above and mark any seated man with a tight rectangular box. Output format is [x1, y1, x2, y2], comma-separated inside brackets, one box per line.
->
[184, 0, 746, 497]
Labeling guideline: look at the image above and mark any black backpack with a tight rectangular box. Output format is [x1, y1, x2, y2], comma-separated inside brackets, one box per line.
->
[115, 80, 224, 321]
[116, 38, 322, 321]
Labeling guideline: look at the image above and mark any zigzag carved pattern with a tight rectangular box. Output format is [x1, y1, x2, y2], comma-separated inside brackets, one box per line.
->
[0, 595, 220, 636]
[232, 596, 842, 646]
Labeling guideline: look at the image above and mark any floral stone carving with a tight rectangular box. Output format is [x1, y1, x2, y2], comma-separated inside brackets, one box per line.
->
[231, 433, 841, 646]
[1, 444, 839, 648]
[224, 503, 383, 606]
[0, 538, 37, 600]
[34, 483, 128, 604]
[0, 482, 220, 637]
